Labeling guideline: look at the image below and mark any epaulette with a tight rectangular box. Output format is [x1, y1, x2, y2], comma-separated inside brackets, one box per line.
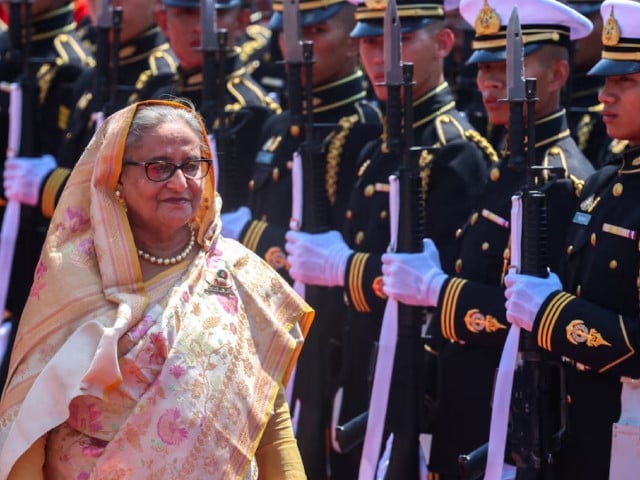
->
[434, 113, 468, 145]
[464, 128, 499, 164]
[240, 24, 271, 64]
[226, 74, 282, 114]
[53, 33, 95, 69]
[354, 100, 383, 125]
[434, 113, 499, 164]
[38, 33, 95, 103]
[128, 48, 179, 104]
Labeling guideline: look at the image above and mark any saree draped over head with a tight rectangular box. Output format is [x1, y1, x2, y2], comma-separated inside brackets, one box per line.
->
[0, 100, 313, 479]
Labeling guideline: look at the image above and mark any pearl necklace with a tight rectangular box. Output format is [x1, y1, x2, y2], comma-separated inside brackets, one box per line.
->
[137, 229, 196, 266]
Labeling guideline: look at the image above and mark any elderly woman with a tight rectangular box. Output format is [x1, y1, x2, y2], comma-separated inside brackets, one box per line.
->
[0, 99, 313, 479]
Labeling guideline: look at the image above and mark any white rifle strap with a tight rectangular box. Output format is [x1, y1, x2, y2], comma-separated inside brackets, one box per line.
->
[0, 82, 23, 316]
[358, 174, 400, 480]
[609, 377, 640, 479]
[483, 193, 522, 480]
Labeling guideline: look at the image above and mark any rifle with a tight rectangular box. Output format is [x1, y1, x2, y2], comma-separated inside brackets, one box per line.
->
[200, 0, 243, 211]
[458, 8, 567, 480]
[0, 0, 41, 316]
[356, 1, 426, 477]
[92, 0, 123, 127]
[285, 0, 329, 237]
[380, 39, 425, 480]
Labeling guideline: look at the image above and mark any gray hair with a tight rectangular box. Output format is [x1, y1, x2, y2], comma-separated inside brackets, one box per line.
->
[124, 99, 206, 152]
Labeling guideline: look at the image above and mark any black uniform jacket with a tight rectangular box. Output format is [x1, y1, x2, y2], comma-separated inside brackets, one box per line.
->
[240, 69, 383, 275]
[239, 69, 382, 480]
[427, 109, 595, 477]
[336, 82, 497, 438]
[530, 145, 640, 479]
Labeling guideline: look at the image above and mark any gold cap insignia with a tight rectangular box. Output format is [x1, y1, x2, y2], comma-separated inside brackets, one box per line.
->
[602, 6, 621, 47]
[566, 320, 612, 348]
[474, 0, 501, 36]
[365, 0, 387, 10]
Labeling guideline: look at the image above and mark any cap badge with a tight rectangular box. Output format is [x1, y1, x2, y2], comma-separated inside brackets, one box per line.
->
[365, 0, 387, 10]
[602, 6, 621, 47]
[474, 0, 500, 36]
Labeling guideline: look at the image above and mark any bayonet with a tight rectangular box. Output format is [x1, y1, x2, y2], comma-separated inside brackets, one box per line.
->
[506, 7, 525, 103]
[283, 0, 305, 136]
[384, 0, 402, 87]
[283, 0, 304, 63]
[506, 6, 526, 170]
[200, 0, 218, 52]
[96, 0, 111, 29]
[200, 0, 220, 125]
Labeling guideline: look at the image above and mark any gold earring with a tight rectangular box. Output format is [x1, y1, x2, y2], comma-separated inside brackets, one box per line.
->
[115, 189, 127, 212]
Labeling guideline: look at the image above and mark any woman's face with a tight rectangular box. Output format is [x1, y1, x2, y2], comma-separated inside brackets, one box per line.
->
[600, 72, 640, 145]
[120, 120, 204, 240]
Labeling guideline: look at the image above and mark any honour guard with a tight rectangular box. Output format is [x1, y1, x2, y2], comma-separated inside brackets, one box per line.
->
[29, 0, 179, 219]
[154, 0, 281, 213]
[285, 0, 497, 476]
[0, 0, 95, 389]
[566, 1, 612, 168]
[505, 1, 640, 478]
[223, 0, 382, 476]
[381, 0, 596, 477]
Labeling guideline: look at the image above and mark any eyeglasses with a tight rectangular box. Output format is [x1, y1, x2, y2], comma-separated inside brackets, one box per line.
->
[123, 159, 212, 182]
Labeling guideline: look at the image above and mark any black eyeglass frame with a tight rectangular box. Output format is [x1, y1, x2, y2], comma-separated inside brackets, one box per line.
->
[123, 159, 213, 182]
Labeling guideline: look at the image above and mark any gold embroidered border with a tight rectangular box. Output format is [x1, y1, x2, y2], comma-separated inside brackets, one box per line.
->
[602, 50, 640, 61]
[356, 6, 444, 21]
[273, 0, 344, 12]
[599, 315, 636, 373]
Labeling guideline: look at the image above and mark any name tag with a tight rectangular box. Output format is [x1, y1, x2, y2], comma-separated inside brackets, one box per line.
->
[572, 211, 591, 225]
[256, 151, 274, 165]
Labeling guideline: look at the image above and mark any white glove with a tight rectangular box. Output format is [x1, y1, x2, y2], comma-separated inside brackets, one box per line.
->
[285, 230, 353, 287]
[221, 206, 251, 240]
[381, 238, 448, 307]
[504, 271, 562, 331]
[3, 154, 57, 206]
